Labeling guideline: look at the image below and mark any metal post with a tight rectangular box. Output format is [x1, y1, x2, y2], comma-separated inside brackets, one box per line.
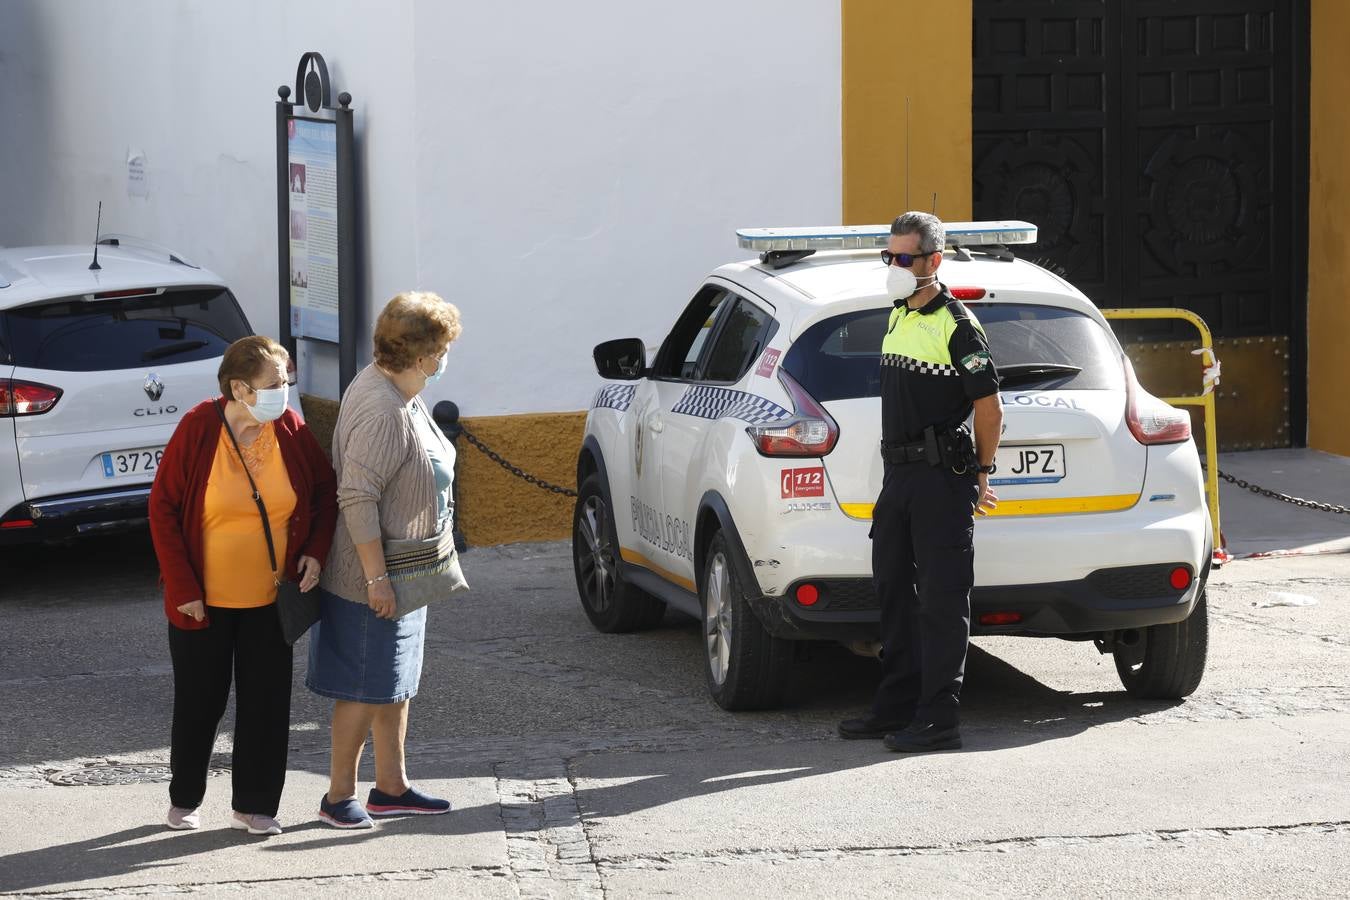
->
[336, 91, 358, 395]
[275, 86, 296, 361]
[432, 400, 468, 552]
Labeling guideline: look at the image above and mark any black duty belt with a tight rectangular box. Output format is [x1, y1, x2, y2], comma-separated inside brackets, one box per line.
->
[879, 439, 930, 465]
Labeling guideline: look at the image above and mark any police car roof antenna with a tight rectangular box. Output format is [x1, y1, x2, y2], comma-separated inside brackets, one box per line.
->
[904, 98, 910, 210]
[88, 201, 103, 271]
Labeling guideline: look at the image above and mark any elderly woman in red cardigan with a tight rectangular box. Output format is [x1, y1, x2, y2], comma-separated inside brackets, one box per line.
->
[149, 335, 337, 837]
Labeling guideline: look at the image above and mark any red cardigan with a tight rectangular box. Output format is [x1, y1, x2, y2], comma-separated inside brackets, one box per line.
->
[149, 397, 338, 630]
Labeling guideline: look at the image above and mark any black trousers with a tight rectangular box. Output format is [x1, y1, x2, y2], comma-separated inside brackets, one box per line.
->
[168, 605, 293, 816]
[870, 461, 978, 727]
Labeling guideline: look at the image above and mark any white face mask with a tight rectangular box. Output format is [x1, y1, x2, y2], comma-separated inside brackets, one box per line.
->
[245, 385, 288, 423]
[886, 264, 939, 302]
[421, 352, 448, 384]
[887, 266, 918, 301]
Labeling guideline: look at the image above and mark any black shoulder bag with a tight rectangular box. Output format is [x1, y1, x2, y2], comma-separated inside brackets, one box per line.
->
[215, 400, 320, 645]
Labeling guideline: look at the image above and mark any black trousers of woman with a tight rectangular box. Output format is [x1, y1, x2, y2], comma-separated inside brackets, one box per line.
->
[168, 605, 293, 816]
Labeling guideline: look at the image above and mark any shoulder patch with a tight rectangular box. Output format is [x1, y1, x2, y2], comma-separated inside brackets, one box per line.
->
[960, 351, 992, 374]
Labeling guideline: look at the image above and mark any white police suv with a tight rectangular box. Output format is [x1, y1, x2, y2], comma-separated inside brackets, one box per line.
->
[0, 237, 272, 545]
[573, 221, 1211, 710]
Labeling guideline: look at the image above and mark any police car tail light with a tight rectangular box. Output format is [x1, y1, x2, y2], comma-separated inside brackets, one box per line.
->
[0, 379, 62, 417]
[948, 287, 987, 301]
[1123, 358, 1190, 445]
[746, 370, 839, 457]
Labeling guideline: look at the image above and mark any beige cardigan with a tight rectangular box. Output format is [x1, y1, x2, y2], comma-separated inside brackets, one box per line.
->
[320, 364, 451, 603]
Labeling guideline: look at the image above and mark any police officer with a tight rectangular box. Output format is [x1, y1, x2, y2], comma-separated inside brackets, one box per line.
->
[839, 212, 1002, 752]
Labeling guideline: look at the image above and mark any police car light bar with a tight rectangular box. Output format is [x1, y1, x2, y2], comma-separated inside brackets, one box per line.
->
[736, 221, 1038, 252]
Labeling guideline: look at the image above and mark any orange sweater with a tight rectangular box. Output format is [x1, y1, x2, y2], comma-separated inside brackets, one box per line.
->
[201, 423, 297, 608]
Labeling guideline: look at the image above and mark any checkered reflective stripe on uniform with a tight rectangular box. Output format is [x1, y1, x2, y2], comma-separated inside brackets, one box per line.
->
[671, 386, 791, 425]
[881, 353, 959, 376]
[592, 384, 637, 412]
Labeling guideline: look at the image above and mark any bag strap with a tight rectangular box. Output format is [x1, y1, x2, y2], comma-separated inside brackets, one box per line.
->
[214, 399, 280, 580]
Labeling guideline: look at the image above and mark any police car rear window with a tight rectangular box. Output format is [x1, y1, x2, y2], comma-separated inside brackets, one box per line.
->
[4, 286, 252, 372]
[782, 303, 1123, 402]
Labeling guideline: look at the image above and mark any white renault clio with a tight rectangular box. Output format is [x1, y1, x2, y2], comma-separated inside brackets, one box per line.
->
[0, 238, 269, 546]
[573, 222, 1210, 710]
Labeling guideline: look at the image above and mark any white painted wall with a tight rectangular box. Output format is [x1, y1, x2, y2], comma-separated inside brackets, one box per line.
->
[0, 0, 842, 414]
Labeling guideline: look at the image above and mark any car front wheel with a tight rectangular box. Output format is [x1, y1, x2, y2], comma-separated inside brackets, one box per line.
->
[701, 530, 792, 710]
[1113, 589, 1209, 699]
[572, 475, 665, 633]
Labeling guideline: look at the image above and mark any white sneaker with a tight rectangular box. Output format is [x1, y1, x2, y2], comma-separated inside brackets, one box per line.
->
[165, 806, 200, 830]
[230, 811, 283, 836]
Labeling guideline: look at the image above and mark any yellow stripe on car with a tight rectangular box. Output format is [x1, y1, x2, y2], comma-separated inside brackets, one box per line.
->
[840, 494, 1141, 520]
[619, 547, 697, 592]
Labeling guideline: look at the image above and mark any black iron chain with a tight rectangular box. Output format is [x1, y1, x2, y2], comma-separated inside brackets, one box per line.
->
[451, 430, 1348, 513]
[1217, 469, 1350, 515]
[457, 426, 578, 498]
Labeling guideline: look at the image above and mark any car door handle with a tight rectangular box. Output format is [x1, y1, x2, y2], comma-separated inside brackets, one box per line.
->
[648, 415, 664, 434]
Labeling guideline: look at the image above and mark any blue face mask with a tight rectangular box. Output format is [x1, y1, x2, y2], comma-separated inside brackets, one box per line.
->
[246, 385, 289, 423]
[422, 353, 448, 385]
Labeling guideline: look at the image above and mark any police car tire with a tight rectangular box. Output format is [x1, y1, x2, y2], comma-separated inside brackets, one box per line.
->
[572, 475, 666, 633]
[1113, 589, 1209, 700]
[701, 530, 792, 711]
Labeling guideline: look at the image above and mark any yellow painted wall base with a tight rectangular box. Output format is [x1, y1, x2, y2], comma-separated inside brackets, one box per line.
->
[301, 395, 583, 547]
[456, 411, 585, 546]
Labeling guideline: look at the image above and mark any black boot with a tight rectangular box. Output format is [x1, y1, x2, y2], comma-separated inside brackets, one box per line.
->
[882, 721, 962, 752]
[838, 714, 910, 740]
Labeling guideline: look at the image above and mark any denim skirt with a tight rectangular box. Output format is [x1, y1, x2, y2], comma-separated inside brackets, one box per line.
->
[305, 588, 428, 703]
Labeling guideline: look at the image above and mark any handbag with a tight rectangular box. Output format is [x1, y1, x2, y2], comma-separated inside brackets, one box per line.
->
[215, 400, 320, 645]
[383, 525, 469, 618]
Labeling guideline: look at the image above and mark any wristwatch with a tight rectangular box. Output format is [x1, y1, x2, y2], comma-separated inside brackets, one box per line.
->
[365, 573, 389, 587]
[976, 462, 997, 474]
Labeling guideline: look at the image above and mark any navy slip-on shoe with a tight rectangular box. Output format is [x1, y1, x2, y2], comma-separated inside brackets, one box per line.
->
[318, 793, 374, 829]
[367, 785, 452, 817]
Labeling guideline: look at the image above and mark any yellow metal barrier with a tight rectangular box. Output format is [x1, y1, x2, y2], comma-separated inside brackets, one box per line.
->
[1102, 308, 1223, 557]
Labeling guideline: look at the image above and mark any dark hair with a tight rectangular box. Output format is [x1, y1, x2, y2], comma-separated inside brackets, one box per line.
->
[890, 211, 945, 254]
[217, 335, 288, 397]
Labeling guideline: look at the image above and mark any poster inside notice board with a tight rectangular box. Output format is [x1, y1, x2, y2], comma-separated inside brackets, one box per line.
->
[287, 117, 340, 343]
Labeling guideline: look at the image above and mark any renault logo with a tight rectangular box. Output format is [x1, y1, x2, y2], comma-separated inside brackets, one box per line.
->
[143, 373, 165, 402]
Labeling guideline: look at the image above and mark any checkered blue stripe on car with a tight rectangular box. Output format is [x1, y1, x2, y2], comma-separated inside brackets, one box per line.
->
[592, 384, 637, 412]
[881, 353, 959, 376]
[671, 386, 792, 425]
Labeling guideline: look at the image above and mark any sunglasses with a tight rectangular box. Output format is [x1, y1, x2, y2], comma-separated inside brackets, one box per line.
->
[880, 249, 938, 268]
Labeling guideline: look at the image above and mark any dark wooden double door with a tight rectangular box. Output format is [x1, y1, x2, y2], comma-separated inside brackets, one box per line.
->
[973, 0, 1309, 446]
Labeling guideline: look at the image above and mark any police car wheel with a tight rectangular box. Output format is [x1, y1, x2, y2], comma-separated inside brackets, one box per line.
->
[572, 475, 665, 633]
[701, 530, 791, 711]
[1113, 589, 1209, 700]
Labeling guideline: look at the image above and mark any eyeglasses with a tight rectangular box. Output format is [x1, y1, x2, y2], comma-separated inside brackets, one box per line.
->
[880, 249, 938, 268]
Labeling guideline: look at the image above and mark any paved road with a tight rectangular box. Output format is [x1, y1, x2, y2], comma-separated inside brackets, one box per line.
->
[0, 534, 1346, 897]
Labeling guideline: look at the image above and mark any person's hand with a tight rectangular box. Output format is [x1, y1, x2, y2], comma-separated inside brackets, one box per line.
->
[297, 555, 321, 593]
[976, 472, 999, 516]
[176, 600, 206, 622]
[367, 577, 397, 620]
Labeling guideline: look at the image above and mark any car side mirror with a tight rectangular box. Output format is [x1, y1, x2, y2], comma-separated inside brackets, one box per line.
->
[593, 338, 647, 381]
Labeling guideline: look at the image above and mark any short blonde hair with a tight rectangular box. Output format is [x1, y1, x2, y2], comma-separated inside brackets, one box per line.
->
[218, 335, 288, 397]
[372, 291, 462, 372]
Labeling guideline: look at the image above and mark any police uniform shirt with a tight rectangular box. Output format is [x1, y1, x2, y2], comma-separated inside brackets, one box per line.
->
[880, 285, 1000, 445]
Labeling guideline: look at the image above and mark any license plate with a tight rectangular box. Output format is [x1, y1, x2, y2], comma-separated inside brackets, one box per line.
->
[991, 444, 1065, 485]
[101, 447, 164, 479]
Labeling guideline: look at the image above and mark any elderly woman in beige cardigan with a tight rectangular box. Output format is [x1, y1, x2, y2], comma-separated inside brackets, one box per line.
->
[308, 292, 462, 829]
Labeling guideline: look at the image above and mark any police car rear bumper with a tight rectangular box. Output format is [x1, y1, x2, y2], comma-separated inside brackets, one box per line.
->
[751, 563, 1205, 641]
